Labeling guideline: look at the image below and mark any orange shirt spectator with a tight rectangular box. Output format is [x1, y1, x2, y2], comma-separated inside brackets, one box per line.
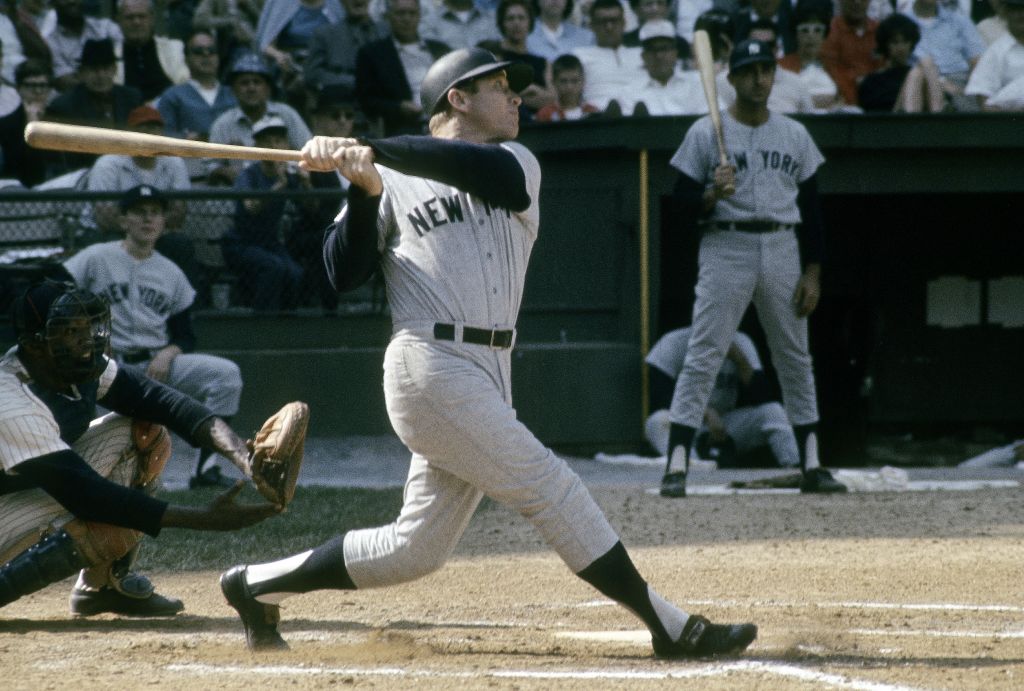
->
[820, 0, 883, 105]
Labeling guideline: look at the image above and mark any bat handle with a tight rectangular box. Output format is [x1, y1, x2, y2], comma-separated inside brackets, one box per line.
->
[718, 149, 735, 197]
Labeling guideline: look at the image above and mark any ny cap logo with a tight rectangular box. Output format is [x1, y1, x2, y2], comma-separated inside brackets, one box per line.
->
[749, 43, 761, 55]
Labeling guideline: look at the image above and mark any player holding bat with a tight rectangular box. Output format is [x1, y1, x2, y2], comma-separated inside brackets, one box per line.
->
[660, 39, 846, 499]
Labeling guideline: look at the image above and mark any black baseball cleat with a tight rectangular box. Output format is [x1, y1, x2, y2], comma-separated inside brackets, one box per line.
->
[189, 465, 236, 489]
[70, 573, 184, 617]
[220, 566, 289, 651]
[799, 467, 848, 494]
[652, 614, 758, 659]
[660, 471, 687, 498]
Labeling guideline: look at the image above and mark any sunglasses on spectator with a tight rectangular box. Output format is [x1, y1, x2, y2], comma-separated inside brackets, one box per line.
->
[189, 46, 218, 55]
[797, 24, 826, 35]
[20, 80, 51, 90]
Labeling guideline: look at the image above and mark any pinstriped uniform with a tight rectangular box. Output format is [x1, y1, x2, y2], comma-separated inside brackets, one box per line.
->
[0, 350, 137, 561]
[340, 142, 620, 587]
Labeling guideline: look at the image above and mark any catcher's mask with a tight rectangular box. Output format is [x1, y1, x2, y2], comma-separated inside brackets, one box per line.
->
[13, 281, 111, 385]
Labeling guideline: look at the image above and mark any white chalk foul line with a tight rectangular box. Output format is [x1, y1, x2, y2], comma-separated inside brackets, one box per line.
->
[165, 661, 923, 690]
[577, 598, 1024, 614]
[852, 628, 1024, 640]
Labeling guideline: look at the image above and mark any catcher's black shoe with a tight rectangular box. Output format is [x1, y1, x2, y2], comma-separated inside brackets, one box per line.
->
[70, 573, 184, 617]
[189, 465, 235, 489]
[652, 614, 758, 659]
[799, 468, 848, 494]
[220, 566, 289, 651]
[660, 471, 687, 498]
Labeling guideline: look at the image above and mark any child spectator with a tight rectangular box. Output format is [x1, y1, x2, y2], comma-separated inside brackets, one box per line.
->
[535, 52, 600, 120]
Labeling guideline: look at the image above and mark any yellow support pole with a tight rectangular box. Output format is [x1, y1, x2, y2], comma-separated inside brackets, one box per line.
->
[639, 149, 650, 424]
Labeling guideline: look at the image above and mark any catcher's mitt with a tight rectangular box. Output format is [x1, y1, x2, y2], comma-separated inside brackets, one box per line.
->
[250, 401, 309, 506]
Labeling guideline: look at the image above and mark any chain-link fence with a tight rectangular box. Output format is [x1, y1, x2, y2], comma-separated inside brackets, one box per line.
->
[0, 187, 385, 316]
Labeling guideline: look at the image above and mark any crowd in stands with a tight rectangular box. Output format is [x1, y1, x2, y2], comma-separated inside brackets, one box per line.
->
[0, 0, 1021, 309]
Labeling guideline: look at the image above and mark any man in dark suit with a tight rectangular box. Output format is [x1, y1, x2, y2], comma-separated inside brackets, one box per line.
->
[304, 0, 390, 103]
[44, 38, 145, 177]
[355, 0, 451, 136]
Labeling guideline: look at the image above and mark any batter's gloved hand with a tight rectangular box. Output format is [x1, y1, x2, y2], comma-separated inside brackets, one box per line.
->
[248, 402, 310, 507]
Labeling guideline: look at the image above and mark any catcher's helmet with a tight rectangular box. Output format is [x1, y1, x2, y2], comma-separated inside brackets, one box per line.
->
[419, 48, 534, 115]
[13, 280, 111, 385]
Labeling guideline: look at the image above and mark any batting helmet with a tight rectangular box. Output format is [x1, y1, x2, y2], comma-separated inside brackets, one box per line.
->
[419, 48, 534, 116]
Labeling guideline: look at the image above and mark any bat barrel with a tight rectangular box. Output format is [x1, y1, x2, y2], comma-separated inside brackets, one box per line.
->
[24, 121, 303, 162]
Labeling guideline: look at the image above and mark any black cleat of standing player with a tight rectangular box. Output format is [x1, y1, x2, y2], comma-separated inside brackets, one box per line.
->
[220, 566, 289, 651]
[799, 467, 847, 493]
[659, 471, 687, 498]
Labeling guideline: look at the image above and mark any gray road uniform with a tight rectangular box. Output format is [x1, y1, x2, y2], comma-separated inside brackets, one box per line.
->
[645, 326, 799, 466]
[669, 110, 824, 438]
[663, 105, 827, 487]
[64, 242, 242, 419]
[334, 140, 619, 584]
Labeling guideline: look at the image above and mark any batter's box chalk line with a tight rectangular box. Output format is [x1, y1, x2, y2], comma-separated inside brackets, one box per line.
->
[164, 660, 926, 690]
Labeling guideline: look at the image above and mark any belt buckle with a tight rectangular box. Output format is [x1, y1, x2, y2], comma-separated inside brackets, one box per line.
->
[489, 329, 500, 349]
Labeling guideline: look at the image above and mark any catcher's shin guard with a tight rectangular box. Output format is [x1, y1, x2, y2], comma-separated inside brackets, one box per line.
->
[0, 530, 88, 608]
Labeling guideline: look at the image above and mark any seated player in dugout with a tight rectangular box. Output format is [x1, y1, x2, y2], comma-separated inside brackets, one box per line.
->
[645, 326, 801, 469]
[0, 281, 279, 617]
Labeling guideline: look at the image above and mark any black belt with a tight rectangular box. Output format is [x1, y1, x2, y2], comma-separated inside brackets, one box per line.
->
[433, 323, 515, 349]
[713, 221, 794, 233]
[117, 349, 152, 364]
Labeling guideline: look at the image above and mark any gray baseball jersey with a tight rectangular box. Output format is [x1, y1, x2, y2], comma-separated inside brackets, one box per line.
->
[64, 243, 241, 416]
[337, 142, 621, 587]
[666, 109, 823, 433]
[670, 111, 824, 224]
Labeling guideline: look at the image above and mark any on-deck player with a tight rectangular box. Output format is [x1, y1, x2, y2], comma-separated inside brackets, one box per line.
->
[0, 281, 278, 616]
[660, 39, 847, 498]
[219, 47, 758, 659]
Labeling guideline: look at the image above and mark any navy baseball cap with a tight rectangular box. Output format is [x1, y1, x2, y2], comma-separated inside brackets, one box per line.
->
[729, 40, 776, 72]
[119, 184, 167, 212]
[228, 51, 274, 83]
[420, 48, 533, 115]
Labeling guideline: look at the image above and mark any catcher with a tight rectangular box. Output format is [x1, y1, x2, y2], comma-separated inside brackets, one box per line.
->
[0, 280, 305, 617]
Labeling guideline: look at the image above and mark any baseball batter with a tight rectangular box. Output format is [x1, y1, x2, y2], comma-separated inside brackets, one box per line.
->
[219, 48, 757, 659]
[661, 39, 846, 498]
[645, 326, 800, 468]
[63, 185, 244, 488]
[0, 281, 276, 616]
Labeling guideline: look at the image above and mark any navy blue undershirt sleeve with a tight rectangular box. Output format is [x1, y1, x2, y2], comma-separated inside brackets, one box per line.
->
[166, 306, 196, 353]
[672, 173, 707, 223]
[100, 366, 215, 444]
[12, 450, 167, 536]
[796, 174, 824, 266]
[323, 186, 381, 292]
[648, 367, 675, 412]
[364, 136, 530, 212]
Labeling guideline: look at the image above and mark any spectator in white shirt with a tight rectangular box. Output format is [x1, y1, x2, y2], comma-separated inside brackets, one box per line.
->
[632, 19, 708, 115]
[965, 0, 1024, 109]
[571, 0, 644, 111]
[527, 0, 595, 61]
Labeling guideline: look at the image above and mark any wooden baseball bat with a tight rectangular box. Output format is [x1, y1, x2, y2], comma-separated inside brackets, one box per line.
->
[24, 121, 303, 162]
[692, 30, 734, 195]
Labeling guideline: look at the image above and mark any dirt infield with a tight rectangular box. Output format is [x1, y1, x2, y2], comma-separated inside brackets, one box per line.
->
[3, 486, 1024, 690]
